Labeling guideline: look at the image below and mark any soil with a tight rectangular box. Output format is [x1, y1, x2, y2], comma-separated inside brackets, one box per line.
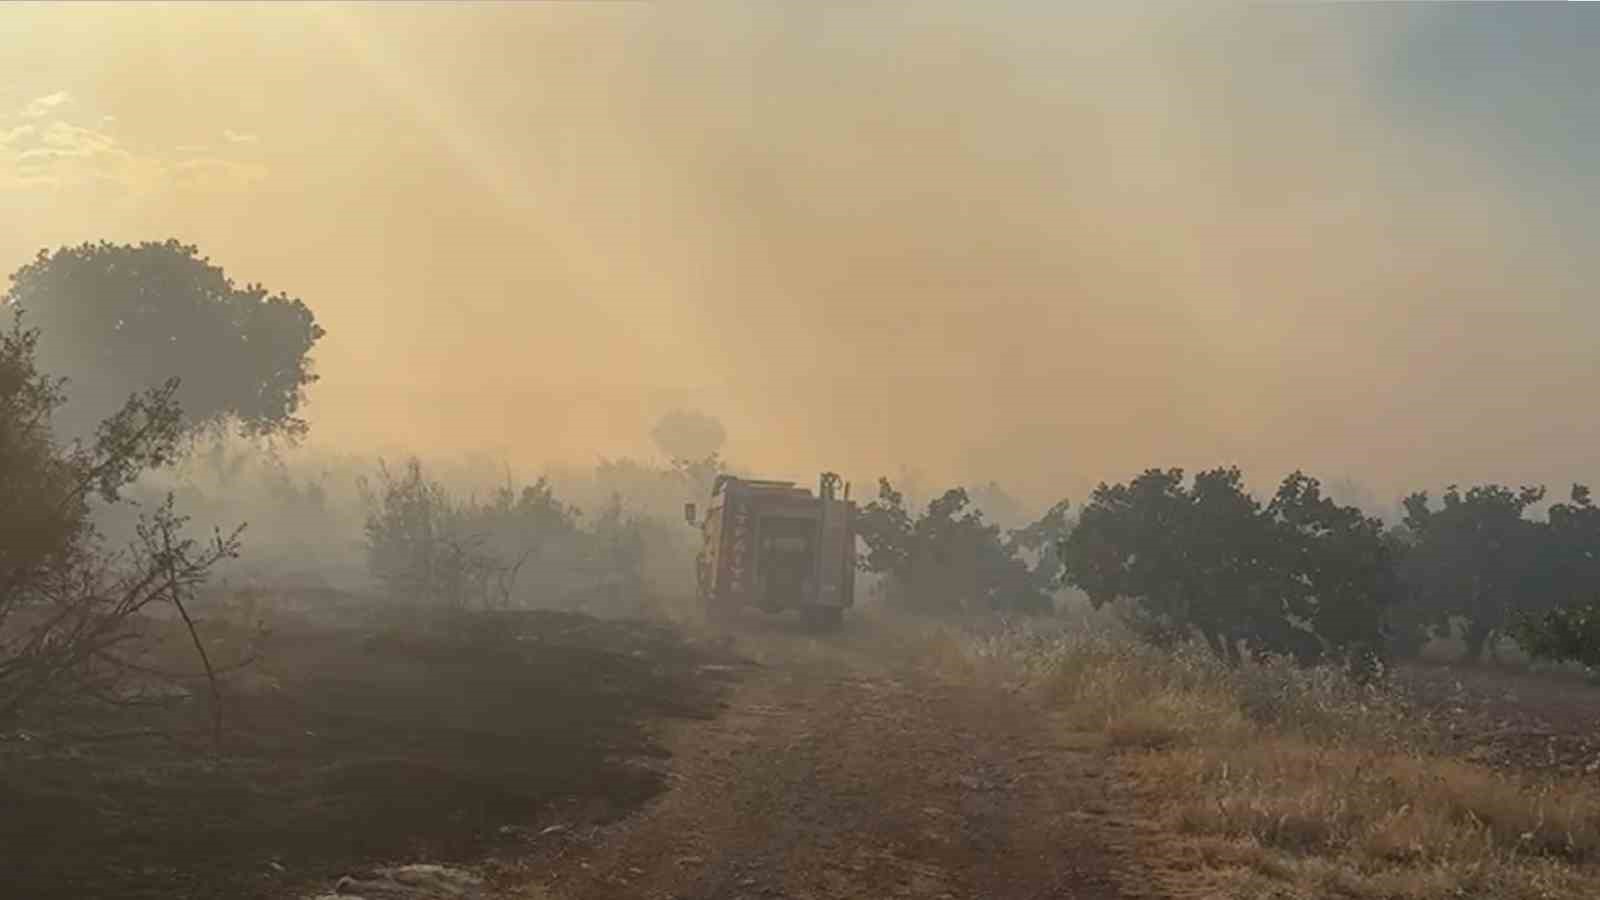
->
[0, 606, 745, 900]
[1395, 661, 1600, 776]
[495, 612, 1145, 900]
[11, 596, 1597, 900]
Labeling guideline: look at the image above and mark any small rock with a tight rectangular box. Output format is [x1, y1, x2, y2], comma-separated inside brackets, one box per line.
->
[314, 863, 483, 899]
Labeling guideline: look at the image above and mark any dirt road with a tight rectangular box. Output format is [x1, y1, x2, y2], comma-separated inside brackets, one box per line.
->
[510, 613, 1147, 900]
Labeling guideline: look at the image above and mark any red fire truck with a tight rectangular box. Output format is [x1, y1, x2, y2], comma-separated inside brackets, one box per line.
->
[685, 472, 856, 629]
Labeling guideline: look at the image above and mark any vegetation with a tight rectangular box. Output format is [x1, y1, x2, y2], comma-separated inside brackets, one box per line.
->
[9, 231, 1600, 898]
[650, 408, 727, 463]
[0, 310, 238, 725]
[954, 617, 1600, 899]
[1055, 466, 1600, 675]
[855, 478, 1068, 615]
[5, 240, 324, 442]
[1513, 600, 1600, 672]
[358, 457, 665, 614]
[1397, 484, 1551, 663]
[1059, 468, 1397, 673]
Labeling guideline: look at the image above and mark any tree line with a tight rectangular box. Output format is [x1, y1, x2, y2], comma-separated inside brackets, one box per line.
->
[853, 466, 1600, 677]
[1054, 468, 1600, 675]
[7, 238, 1600, 734]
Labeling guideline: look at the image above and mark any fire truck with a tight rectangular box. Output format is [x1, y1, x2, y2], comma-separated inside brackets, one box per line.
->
[685, 472, 856, 629]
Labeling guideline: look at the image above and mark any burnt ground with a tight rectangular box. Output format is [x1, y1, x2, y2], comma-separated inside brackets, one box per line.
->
[0, 606, 747, 900]
[1395, 661, 1600, 776]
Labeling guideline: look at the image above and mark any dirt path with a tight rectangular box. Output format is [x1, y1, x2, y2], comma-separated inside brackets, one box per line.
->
[511, 614, 1144, 900]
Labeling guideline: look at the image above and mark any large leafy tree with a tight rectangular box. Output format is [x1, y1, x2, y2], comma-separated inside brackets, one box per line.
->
[1264, 472, 1400, 670]
[1060, 468, 1251, 660]
[1511, 485, 1600, 672]
[5, 240, 325, 442]
[1061, 467, 1397, 669]
[1398, 484, 1548, 663]
[1544, 485, 1600, 608]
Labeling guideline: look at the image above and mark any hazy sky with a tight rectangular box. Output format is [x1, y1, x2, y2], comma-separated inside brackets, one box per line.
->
[3, 3, 1597, 507]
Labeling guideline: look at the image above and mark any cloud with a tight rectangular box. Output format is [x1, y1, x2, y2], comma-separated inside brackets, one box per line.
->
[222, 129, 260, 145]
[171, 156, 269, 190]
[0, 116, 265, 194]
[21, 90, 71, 119]
[0, 124, 36, 147]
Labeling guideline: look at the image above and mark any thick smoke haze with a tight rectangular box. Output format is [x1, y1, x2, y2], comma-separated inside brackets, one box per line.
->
[3, 3, 1597, 510]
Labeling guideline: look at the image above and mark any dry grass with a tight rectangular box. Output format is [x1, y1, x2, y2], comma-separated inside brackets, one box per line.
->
[953, 617, 1600, 899]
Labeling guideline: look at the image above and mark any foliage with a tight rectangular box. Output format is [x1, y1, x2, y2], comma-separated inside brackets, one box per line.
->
[1059, 467, 1397, 671]
[650, 409, 726, 463]
[855, 478, 1064, 614]
[360, 459, 523, 611]
[1, 309, 236, 724]
[585, 493, 649, 594]
[1398, 483, 1548, 662]
[1264, 472, 1399, 674]
[359, 458, 668, 612]
[669, 453, 727, 505]
[5, 240, 325, 442]
[1513, 600, 1600, 671]
[1542, 484, 1600, 613]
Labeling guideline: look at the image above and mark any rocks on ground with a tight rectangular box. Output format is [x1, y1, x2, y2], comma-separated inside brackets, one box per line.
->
[306, 864, 484, 900]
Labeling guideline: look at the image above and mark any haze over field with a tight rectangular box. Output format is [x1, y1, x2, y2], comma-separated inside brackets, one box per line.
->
[3, 3, 1597, 506]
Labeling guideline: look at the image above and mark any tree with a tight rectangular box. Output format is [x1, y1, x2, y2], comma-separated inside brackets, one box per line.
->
[1544, 485, 1600, 610]
[1264, 472, 1400, 672]
[650, 409, 726, 463]
[1, 309, 239, 725]
[1399, 484, 1548, 663]
[1511, 484, 1600, 673]
[1513, 600, 1600, 673]
[1060, 467, 1397, 671]
[5, 240, 325, 442]
[855, 478, 1056, 614]
[1060, 468, 1258, 662]
[1007, 498, 1073, 598]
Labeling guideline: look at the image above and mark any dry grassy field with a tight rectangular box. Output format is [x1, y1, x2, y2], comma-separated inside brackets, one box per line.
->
[944, 616, 1600, 899]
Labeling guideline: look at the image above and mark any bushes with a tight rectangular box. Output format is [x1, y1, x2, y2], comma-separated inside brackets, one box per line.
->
[358, 457, 671, 614]
[1512, 600, 1600, 673]
[855, 478, 1067, 615]
[0, 310, 237, 724]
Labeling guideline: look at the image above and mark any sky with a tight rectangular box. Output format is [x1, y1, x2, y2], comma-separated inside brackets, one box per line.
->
[2, 2, 1598, 510]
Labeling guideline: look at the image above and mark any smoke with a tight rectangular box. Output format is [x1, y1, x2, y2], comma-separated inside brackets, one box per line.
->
[5, 4, 1598, 516]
